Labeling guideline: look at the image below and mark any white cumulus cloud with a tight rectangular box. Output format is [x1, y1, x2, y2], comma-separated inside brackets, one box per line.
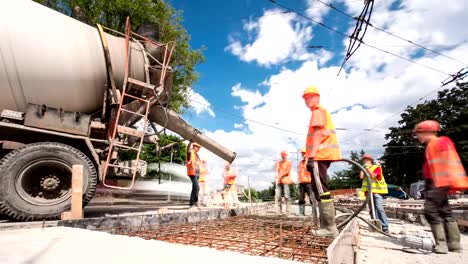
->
[196, 0, 468, 191]
[188, 88, 215, 117]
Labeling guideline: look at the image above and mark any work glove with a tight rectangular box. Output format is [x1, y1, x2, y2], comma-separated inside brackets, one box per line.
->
[306, 157, 315, 173]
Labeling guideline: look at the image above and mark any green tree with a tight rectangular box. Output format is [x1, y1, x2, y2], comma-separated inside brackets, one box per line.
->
[239, 188, 258, 202]
[381, 82, 468, 187]
[35, 0, 205, 113]
[257, 182, 276, 202]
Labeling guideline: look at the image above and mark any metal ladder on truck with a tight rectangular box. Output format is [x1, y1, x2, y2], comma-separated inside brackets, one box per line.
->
[101, 17, 175, 190]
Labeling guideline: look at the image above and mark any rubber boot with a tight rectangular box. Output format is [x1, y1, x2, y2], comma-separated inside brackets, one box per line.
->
[299, 205, 305, 216]
[430, 224, 448, 254]
[445, 221, 462, 253]
[313, 202, 338, 237]
[279, 202, 283, 215]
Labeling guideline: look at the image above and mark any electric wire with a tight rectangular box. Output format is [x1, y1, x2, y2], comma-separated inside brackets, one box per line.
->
[311, 0, 468, 66]
[268, 0, 451, 77]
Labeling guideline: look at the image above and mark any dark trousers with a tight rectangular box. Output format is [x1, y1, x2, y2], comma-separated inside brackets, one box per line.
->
[307, 161, 332, 202]
[424, 179, 453, 224]
[299, 183, 314, 205]
[189, 175, 199, 206]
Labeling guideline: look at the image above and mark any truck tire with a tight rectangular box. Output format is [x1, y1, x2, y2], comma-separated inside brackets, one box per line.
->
[0, 142, 97, 221]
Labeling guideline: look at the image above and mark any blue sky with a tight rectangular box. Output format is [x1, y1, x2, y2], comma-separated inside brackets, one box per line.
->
[163, 0, 468, 190]
[169, 0, 353, 130]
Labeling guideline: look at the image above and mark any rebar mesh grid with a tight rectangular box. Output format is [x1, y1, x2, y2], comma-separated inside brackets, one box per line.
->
[111, 216, 332, 263]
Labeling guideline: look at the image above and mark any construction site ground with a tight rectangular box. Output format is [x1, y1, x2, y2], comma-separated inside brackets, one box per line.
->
[357, 214, 468, 264]
[0, 203, 467, 264]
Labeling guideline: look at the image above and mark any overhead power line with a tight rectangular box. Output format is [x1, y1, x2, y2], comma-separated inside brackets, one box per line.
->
[311, 0, 468, 66]
[267, 0, 451, 77]
[441, 66, 468, 87]
[190, 99, 422, 149]
[340, 84, 447, 143]
[338, 0, 374, 75]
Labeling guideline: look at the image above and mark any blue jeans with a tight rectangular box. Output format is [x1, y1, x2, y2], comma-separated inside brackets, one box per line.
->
[276, 184, 290, 201]
[371, 194, 389, 231]
[189, 174, 199, 206]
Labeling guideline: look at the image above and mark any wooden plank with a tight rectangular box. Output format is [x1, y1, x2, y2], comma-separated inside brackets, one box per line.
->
[117, 125, 145, 138]
[71, 165, 83, 219]
[128, 77, 155, 90]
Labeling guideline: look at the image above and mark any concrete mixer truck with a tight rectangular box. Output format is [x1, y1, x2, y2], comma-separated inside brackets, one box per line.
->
[0, 0, 236, 221]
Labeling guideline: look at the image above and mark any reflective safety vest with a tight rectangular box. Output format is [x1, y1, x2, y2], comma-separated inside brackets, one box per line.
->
[224, 167, 236, 185]
[298, 159, 311, 183]
[276, 160, 292, 184]
[186, 150, 200, 176]
[426, 137, 468, 189]
[361, 165, 388, 194]
[305, 105, 342, 161]
[199, 163, 208, 182]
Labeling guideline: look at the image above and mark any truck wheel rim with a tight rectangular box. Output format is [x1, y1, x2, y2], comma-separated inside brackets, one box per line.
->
[16, 159, 73, 206]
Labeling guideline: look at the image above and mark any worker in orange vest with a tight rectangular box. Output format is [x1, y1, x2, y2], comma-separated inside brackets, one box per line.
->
[414, 120, 468, 254]
[275, 150, 292, 215]
[186, 142, 201, 208]
[302, 86, 342, 237]
[298, 148, 314, 216]
[198, 158, 209, 206]
[223, 162, 238, 209]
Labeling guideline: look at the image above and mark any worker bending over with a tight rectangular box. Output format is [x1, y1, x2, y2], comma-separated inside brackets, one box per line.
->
[298, 148, 315, 216]
[275, 151, 292, 215]
[186, 142, 201, 208]
[302, 86, 342, 237]
[414, 120, 468, 254]
[223, 162, 238, 209]
[359, 154, 389, 233]
[198, 158, 209, 206]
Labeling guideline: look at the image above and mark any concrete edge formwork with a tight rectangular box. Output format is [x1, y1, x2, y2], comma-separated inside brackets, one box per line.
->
[0, 203, 273, 231]
[327, 218, 360, 264]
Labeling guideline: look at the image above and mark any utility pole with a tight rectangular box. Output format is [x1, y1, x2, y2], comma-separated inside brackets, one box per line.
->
[247, 174, 252, 206]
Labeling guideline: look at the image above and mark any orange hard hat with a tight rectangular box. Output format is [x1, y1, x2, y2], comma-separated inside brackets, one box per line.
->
[413, 120, 440, 133]
[362, 154, 373, 161]
[300, 148, 306, 153]
[192, 142, 201, 148]
[280, 150, 288, 157]
[302, 86, 320, 98]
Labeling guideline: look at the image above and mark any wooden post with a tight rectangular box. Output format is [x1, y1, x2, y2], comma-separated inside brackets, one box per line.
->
[61, 165, 83, 220]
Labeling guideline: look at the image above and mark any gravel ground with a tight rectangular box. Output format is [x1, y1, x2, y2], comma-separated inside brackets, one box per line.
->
[0, 227, 302, 264]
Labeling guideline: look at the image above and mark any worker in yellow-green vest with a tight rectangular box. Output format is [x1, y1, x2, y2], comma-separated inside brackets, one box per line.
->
[360, 153, 389, 233]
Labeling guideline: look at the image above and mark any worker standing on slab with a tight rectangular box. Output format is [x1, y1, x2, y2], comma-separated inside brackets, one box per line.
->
[298, 148, 314, 216]
[359, 154, 390, 233]
[414, 120, 468, 254]
[275, 151, 292, 215]
[186, 142, 201, 208]
[223, 162, 238, 209]
[198, 158, 209, 206]
[302, 86, 341, 237]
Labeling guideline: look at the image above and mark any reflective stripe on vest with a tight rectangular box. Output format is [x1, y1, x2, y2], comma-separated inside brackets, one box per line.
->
[426, 137, 468, 189]
[361, 165, 388, 194]
[276, 160, 292, 184]
[298, 160, 312, 183]
[305, 105, 342, 161]
[186, 150, 200, 176]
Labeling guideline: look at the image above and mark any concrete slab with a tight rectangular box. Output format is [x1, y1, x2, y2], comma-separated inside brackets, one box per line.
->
[358, 219, 468, 264]
[0, 227, 302, 264]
